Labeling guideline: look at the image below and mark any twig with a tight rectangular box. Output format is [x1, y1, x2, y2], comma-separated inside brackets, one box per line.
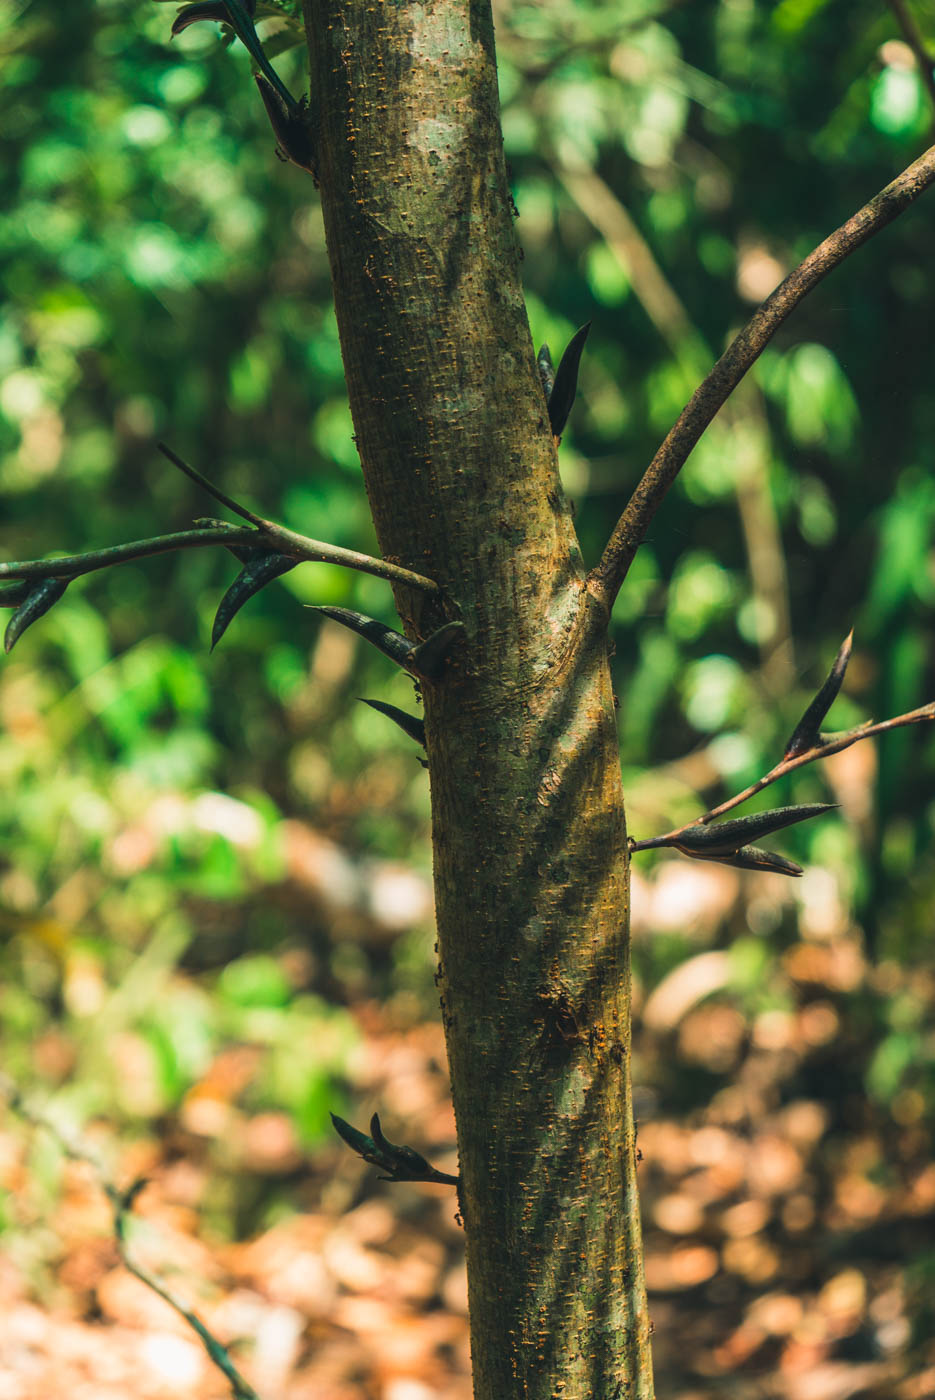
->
[627, 638, 935, 868]
[0, 516, 440, 596]
[630, 708, 935, 854]
[157, 442, 265, 526]
[0, 527, 261, 584]
[0, 446, 440, 652]
[887, 0, 935, 125]
[556, 162, 794, 686]
[0, 1075, 262, 1400]
[590, 141, 935, 607]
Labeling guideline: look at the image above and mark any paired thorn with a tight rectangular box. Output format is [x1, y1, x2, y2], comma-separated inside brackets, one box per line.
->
[629, 633, 870, 876]
[631, 803, 837, 878]
[538, 323, 591, 439]
[310, 607, 464, 680]
[331, 1112, 459, 1187]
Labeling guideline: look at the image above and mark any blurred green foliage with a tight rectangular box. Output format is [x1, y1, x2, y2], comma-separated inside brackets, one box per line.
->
[2, 0, 935, 1262]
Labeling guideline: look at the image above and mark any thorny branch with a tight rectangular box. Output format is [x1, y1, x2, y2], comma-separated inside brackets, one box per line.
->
[0, 1075, 262, 1400]
[629, 632, 935, 875]
[0, 447, 439, 596]
[0, 445, 440, 653]
[590, 141, 935, 607]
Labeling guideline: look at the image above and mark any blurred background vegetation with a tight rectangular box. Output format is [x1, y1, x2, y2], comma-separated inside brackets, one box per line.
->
[1, 0, 934, 1396]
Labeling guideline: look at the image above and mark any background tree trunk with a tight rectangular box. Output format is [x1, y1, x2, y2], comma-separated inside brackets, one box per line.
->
[304, 2, 654, 1396]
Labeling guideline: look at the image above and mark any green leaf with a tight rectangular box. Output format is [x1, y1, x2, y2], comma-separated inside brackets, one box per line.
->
[218, 954, 292, 1009]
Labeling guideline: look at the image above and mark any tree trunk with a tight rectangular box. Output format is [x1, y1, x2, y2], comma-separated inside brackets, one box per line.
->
[304, 2, 654, 1395]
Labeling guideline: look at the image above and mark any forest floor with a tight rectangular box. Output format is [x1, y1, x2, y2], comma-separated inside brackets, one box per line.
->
[2, 849, 934, 1400]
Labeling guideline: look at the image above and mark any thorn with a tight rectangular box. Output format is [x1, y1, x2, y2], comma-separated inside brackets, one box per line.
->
[211, 552, 295, 649]
[311, 608, 464, 681]
[548, 323, 590, 437]
[697, 845, 804, 877]
[254, 74, 317, 178]
[409, 620, 465, 679]
[669, 803, 837, 856]
[358, 698, 427, 748]
[784, 630, 854, 759]
[4, 578, 69, 654]
[309, 606, 416, 669]
[331, 1111, 459, 1187]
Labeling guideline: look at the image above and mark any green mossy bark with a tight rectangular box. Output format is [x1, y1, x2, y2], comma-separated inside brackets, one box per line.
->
[304, 3, 654, 1395]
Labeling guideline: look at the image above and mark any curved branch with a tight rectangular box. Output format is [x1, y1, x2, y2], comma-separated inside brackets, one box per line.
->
[557, 161, 794, 686]
[0, 523, 441, 596]
[590, 141, 935, 608]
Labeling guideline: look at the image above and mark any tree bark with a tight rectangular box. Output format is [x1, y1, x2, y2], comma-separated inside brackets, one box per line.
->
[304, 2, 654, 1395]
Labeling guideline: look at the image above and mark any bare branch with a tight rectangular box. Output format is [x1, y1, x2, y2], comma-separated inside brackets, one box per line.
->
[590, 141, 935, 607]
[0, 522, 441, 597]
[0, 444, 440, 652]
[557, 161, 794, 686]
[1, 1075, 262, 1400]
[630, 703, 935, 863]
[0, 527, 259, 583]
[887, 0, 935, 127]
[158, 442, 265, 526]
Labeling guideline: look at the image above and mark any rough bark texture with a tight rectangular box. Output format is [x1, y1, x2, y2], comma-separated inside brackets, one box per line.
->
[304, 2, 654, 1395]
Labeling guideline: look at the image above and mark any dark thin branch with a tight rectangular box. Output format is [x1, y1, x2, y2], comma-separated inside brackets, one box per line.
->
[0, 525, 440, 597]
[158, 442, 265, 526]
[590, 141, 935, 607]
[1, 1075, 261, 1400]
[887, 0, 935, 124]
[630, 702, 935, 858]
[0, 527, 260, 582]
